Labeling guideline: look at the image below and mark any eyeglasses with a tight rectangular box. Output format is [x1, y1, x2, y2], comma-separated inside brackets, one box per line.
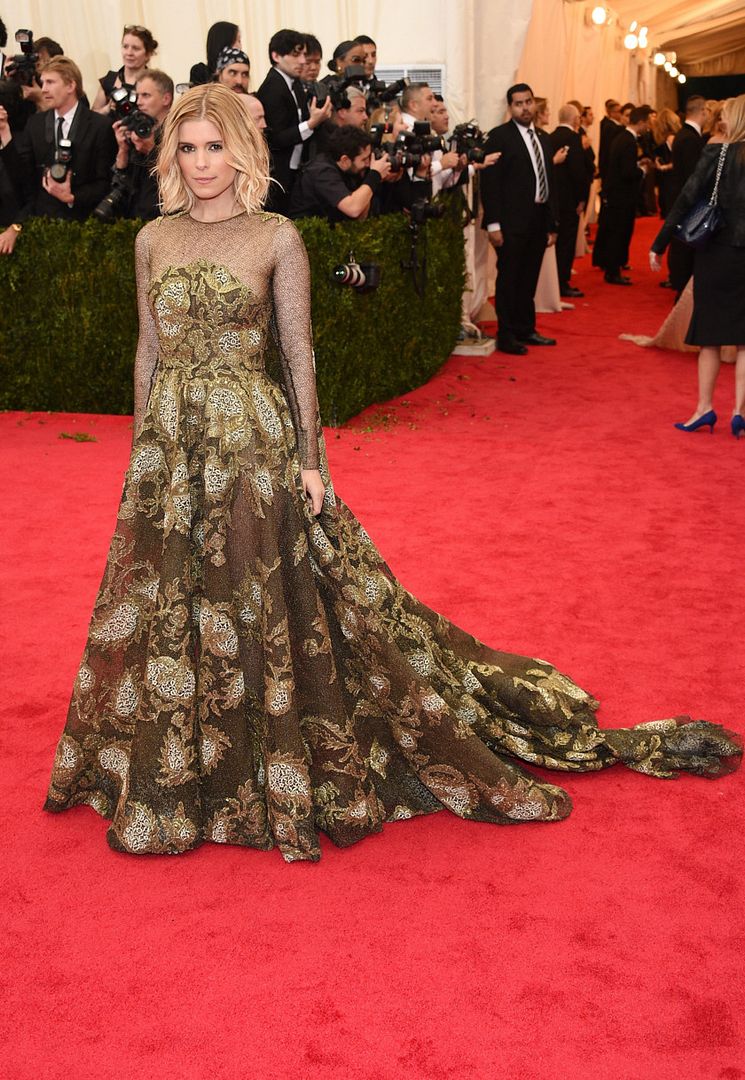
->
[123, 25, 148, 34]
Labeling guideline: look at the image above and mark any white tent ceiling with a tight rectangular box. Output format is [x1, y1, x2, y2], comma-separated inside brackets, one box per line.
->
[612, 0, 745, 72]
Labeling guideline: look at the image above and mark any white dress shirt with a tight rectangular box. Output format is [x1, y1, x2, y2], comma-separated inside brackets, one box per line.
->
[56, 101, 79, 141]
[275, 67, 312, 171]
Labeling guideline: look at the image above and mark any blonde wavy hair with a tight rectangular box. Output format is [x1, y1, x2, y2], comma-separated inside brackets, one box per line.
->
[651, 107, 680, 145]
[722, 96, 745, 143]
[157, 84, 270, 214]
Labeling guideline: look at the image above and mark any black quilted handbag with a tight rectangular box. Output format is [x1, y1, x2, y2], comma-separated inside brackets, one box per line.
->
[676, 145, 728, 249]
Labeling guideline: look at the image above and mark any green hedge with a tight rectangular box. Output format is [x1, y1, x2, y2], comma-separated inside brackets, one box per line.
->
[0, 203, 465, 425]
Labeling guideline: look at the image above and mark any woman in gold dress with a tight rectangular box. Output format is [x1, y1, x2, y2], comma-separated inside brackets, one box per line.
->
[44, 86, 741, 863]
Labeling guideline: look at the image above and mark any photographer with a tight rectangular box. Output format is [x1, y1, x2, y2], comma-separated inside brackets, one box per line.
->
[313, 85, 368, 156]
[324, 40, 367, 80]
[102, 69, 173, 221]
[289, 125, 391, 222]
[353, 35, 378, 85]
[214, 47, 250, 94]
[400, 83, 436, 128]
[367, 103, 434, 214]
[0, 56, 116, 253]
[92, 25, 158, 114]
[300, 35, 323, 83]
[256, 29, 333, 213]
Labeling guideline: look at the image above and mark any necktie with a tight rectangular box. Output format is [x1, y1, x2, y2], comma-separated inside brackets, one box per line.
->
[56, 116, 64, 145]
[526, 127, 548, 201]
[291, 79, 306, 115]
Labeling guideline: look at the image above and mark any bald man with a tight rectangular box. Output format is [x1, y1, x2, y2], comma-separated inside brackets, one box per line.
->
[550, 103, 590, 297]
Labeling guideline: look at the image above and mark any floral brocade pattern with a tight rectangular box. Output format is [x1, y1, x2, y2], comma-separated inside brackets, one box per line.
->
[44, 213, 742, 862]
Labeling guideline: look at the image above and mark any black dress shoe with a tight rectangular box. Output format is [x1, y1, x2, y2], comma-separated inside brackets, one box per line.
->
[518, 332, 556, 346]
[604, 273, 632, 286]
[560, 286, 584, 298]
[498, 341, 528, 355]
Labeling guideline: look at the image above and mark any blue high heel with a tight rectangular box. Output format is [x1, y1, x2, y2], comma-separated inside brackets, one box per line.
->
[674, 410, 717, 433]
[732, 415, 745, 439]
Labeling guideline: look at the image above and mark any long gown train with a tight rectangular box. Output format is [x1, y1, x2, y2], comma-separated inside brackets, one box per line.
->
[44, 211, 741, 863]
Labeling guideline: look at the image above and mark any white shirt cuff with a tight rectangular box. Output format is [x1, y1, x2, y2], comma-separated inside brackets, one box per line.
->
[487, 223, 501, 232]
[299, 121, 312, 140]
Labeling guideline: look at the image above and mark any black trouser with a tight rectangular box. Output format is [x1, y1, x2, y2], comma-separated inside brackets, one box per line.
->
[495, 205, 548, 344]
[598, 199, 635, 276]
[668, 237, 695, 296]
[555, 208, 579, 289]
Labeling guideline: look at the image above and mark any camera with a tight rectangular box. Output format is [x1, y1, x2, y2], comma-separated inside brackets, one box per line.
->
[5, 29, 39, 88]
[110, 87, 156, 139]
[366, 77, 408, 111]
[93, 169, 132, 222]
[449, 121, 490, 164]
[49, 139, 73, 182]
[306, 64, 367, 111]
[332, 252, 381, 292]
[410, 120, 444, 156]
[410, 198, 446, 224]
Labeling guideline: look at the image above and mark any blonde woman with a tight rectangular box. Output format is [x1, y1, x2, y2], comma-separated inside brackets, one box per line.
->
[651, 94, 745, 436]
[651, 108, 681, 218]
[44, 86, 740, 862]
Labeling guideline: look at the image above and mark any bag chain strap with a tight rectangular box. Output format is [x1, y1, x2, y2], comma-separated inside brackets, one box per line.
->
[709, 144, 729, 206]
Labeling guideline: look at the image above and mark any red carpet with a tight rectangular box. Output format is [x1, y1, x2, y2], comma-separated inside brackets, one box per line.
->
[2, 219, 743, 1079]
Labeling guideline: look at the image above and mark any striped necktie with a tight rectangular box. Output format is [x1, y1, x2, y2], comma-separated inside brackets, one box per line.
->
[526, 127, 548, 201]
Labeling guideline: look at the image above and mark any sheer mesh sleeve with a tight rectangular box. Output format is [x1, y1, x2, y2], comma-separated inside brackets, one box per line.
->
[271, 219, 321, 470]
[132, 224, 159, 435]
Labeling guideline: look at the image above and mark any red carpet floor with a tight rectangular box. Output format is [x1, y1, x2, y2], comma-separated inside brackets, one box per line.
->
[2, 219, 743, 1079]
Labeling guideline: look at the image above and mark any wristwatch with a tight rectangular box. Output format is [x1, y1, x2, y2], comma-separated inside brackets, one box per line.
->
[10, 223, 22, 233]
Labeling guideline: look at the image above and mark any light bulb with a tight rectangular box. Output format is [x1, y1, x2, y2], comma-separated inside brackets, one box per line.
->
[638, 30, 648, 47]
[654, 52, 666, 65]
[664, 61, 672, 71]
[630, 20, 637, 31]
[670, 66, 679, 78]
[669, 51, 677, 63]
[591, 6, 607, 25]
[678, 74, 686, 84]
[624, 32, 639, 49]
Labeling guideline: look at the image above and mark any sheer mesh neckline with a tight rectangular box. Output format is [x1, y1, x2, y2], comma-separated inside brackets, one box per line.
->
[186, 211, 249, 225]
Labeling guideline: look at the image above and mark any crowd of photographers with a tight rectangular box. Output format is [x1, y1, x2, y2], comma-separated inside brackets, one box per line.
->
[0, 18, 496, 253]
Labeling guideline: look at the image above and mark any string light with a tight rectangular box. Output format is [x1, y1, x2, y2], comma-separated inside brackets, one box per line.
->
[664, 60, 672, 71]
[678, 73, 687, 84]
[653, 52, 666, 65]
[624, 31, 638, 49]
[591, 6, 608, 25]
[670, 66, 679, 77]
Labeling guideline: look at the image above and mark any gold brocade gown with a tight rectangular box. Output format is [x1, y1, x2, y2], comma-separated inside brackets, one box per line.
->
[44, 211, 742, 862]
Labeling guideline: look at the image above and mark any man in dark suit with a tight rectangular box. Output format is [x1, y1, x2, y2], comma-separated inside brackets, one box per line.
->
[480, 83, 559, 355]
[595, 106, 651, 285]
[598, 99, 623, 186]
[0, 55, 115, 245]
[550, 103, 590, 298]
[255, 29, 332, 213]
[667, 95, 708, 296]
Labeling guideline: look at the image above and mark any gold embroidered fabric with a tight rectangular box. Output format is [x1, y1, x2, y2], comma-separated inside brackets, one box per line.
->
[44, 212, 742, 862]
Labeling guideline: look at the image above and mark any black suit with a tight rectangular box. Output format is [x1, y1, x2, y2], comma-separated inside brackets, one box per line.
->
[255, 67, 311, 213]
[593, 128, 644, 277]
[667, 122, 705, 293]
[550, 126, 589, 289]
[1, 102, 116, 221]
[598, 116, 623, 185]
[480, 120, 558, 346]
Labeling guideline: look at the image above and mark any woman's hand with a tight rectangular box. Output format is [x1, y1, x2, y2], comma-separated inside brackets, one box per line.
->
[649, 251, 662, 272]
[301, 468, 325, 516]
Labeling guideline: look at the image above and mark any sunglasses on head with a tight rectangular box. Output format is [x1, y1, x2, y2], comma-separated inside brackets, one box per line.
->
[123, 25, 147, 34]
